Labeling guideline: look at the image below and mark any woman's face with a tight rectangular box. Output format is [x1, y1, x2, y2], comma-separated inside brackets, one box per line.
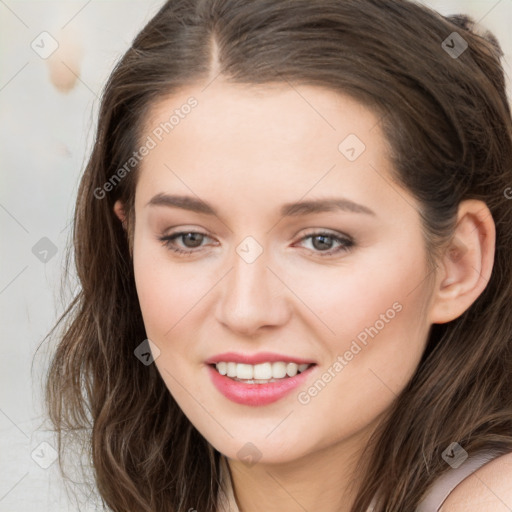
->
[125, 81, 437, 464]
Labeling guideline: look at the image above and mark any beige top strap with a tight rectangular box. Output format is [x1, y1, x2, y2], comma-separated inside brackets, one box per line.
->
[415, 449, 504, 512]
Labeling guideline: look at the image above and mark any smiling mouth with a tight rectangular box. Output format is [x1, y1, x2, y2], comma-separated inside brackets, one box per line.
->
[210, 361, 316, 384]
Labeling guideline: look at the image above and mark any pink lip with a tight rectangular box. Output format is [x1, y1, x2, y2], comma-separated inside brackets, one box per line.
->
[206, 363, 317, 406]
[204, 352, 316, 365]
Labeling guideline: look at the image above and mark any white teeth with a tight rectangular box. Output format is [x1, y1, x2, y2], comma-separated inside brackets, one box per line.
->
[253, 362, 272, 380]
[237, 363, 253, 379]
[227, 362, 237, 377]
[217, 362, 227, 375]
[272, 362, 287, 379]
[286, 362, 298, 377]
[214, 361, 312, 381]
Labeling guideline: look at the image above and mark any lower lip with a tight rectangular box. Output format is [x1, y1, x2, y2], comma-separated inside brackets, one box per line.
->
[206, 364, 316, 406]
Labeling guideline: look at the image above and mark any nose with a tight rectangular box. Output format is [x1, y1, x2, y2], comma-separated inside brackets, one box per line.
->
[214, 243, 291, 337]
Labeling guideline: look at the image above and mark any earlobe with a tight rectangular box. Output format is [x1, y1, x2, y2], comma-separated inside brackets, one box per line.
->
[113, 199, 127, 229]
[428, 200, 495, 324]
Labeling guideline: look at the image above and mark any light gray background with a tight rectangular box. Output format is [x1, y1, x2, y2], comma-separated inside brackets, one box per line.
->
[1, 1, 511, 510]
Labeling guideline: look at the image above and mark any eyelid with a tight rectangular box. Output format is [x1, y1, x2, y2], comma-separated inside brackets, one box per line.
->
[292, 229, 354, 257]
[158, 227, 355, 257]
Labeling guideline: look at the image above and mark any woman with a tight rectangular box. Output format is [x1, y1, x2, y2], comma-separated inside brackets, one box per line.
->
[45, 0, 512, 510]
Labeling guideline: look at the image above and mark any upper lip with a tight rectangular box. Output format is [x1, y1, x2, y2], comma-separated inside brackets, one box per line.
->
[205, 352, 316, 365]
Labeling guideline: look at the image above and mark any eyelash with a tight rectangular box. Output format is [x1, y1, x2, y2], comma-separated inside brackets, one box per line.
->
[158, 230, 354, 258]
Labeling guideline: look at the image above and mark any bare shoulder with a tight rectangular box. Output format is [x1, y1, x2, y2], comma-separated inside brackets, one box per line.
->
[440, 451, 512, 512]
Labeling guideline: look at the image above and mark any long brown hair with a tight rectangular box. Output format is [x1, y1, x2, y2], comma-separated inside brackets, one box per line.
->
[43, 0, 512, 510]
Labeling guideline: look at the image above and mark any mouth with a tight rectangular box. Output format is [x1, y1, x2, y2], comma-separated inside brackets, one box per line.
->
[206, 361, 318, 406]
[209, 361, 316, 384]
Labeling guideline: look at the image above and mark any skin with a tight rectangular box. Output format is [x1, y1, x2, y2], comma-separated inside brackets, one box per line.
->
[114, 81, 496, 512]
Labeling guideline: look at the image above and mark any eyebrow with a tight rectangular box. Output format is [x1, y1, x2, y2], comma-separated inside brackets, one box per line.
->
[146, 193, 376, 217]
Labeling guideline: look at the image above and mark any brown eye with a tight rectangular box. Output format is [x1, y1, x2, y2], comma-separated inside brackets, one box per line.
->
[311, 234, 335, 251]
[177, 232, 205, 248]
[297, 231, 354, 257]
[159, 231, 212, 255]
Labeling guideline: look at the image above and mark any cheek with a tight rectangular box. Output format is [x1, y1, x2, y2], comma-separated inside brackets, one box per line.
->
[132, 236, 212, 341]
[318, 250, 431, 396]
[291, 246, 429, 342]
[132, 243, 211, 402]
[290, 256, 431, 442]
[133, 248, 170, 337]
[291, 244, 432, 394]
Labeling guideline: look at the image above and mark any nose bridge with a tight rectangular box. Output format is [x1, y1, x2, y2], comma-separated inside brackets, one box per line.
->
[215, 235, 289, 334]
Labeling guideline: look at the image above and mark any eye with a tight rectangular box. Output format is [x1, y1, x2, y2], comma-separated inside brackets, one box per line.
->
[159, 231, 213, 256]
[158, 229, 354, 258]
[295, 230, 354, 257]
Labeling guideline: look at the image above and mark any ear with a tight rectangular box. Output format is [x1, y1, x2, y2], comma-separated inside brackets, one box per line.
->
[428, 199, 495, 324]
[113, 199, 127, 229]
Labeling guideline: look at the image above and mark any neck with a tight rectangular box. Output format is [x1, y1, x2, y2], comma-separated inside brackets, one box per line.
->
[226, 418, 380, 512]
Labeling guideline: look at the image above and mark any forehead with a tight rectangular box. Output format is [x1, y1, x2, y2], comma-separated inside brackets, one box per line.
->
[134, 81, 401, 218]
[142, 80, 381, 152]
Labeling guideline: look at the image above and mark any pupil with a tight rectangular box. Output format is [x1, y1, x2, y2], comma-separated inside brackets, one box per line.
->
[183, 233, 203, 248]
[313, 235, 332, 251]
